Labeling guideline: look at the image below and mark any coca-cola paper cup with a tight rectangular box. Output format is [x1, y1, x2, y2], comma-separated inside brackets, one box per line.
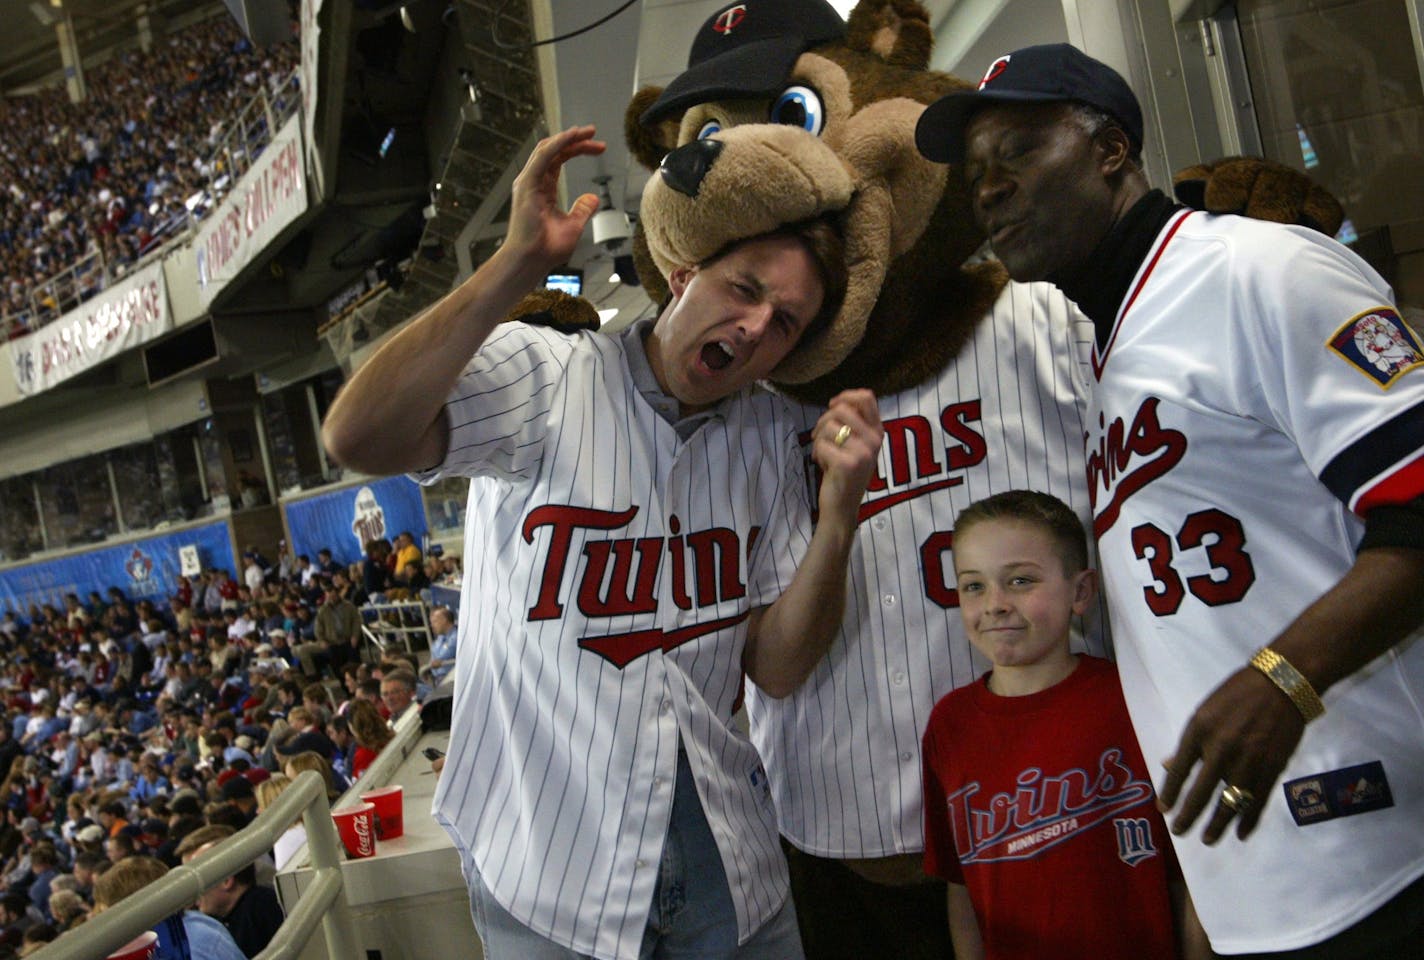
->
[359, 785, 404, 840]
[107, 931, 159, 960]
[332, 801, 377, 859]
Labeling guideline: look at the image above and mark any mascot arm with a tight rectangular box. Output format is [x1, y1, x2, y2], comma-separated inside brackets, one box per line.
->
[1173, 156, 1344, 237]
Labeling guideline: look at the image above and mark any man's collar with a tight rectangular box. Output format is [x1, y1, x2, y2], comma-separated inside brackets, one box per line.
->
[1051, 188, 1183, 343]
[621, 320, 722, 437]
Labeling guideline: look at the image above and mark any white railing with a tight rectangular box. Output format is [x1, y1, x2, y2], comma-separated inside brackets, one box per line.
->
[31, 770, 360, 960]
[360, 599, 431, 657]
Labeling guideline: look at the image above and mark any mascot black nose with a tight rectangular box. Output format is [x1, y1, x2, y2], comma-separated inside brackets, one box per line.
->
[658, 139, 723, 198]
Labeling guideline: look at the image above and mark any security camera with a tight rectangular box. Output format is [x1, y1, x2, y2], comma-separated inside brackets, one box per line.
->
[591, 208, 631, 250]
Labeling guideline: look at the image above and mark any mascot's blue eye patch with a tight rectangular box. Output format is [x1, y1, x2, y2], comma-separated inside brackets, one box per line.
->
[770, 85, 825, 136]
[698, 120, 722, 140]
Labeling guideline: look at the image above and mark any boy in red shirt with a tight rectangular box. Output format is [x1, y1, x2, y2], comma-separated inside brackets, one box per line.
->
[922, 491, 1207, 959]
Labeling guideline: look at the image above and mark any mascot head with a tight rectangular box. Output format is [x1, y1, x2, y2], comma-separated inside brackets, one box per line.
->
[627, 0, 998, 402]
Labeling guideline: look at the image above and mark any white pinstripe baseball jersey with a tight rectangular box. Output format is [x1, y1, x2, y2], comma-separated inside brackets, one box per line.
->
[747, 280, 1110, 857]
[1089, 211, 1424, 953]
[417, 321, 813, 960]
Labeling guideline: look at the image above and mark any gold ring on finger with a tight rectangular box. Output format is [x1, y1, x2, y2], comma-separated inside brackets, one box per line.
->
[833, 424, 852, 447]
[1220, 783, 1255, 813]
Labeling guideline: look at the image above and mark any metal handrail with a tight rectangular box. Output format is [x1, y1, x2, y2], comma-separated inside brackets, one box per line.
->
[32, 770, 360, 960]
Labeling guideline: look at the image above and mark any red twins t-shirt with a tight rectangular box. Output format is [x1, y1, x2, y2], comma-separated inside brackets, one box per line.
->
[923, 656, 1179, 959]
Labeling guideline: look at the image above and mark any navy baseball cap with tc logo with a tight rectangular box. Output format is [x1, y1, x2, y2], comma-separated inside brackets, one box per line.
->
[641, 0, 847, 126]
[915, 43, 1144, 164]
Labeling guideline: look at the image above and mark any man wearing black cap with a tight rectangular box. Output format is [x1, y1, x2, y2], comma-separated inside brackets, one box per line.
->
[916, 42, 1424, 959]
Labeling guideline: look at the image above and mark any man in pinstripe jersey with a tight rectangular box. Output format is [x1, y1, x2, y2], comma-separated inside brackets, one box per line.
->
[322, 125, 884, 959]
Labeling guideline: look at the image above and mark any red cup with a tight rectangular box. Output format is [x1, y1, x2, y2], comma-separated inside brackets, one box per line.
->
[107, 931, 159, 960]
[359, 785, 404, 840]
[331, 801, 377, 859]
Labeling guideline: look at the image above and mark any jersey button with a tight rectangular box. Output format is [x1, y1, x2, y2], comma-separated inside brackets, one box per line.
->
[882, 593, 896, 607]
[636, 859, 648, 869]
[660, 699, 672, 715]
[892, 672, 906, 686]
[873, 517, 888, 531]
[900, 752, 913, 763]
[653, 777, 665, 790]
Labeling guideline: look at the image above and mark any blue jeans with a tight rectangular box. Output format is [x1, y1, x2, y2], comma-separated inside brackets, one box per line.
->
[462, 750, 804, 959]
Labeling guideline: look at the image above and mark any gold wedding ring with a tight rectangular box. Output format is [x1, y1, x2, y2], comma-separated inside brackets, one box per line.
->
[1220, 784, 1255, 813]
[832, 424, 852, 447]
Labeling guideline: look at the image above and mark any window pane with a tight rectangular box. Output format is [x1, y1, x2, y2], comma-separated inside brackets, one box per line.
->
[37, 455, 118, 549]
[0, 477, 42, 562]
[1239, 0, 1424, 324]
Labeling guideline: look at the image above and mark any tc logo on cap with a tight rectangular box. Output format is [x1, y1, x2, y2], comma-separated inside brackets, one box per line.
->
[713, 4, 748, 35]
[979, 54, 1010, 89]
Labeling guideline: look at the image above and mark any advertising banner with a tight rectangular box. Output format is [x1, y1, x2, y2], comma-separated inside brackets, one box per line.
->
[283, 476, 428, 567]
[0, 520, 234, 615]
[195, 115, 308, 308]
[8, 260, 170, 397]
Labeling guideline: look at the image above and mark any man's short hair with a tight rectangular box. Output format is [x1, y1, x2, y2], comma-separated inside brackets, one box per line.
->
[382, 668, 417, 693]
[953, 490, 1089, 575]
[701, 215, 847, 337]
[1066, 102, 1143, 168]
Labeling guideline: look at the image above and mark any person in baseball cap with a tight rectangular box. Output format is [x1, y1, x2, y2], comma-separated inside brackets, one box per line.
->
[914, 43, 1143, 164]
[641, 0, 847, 125]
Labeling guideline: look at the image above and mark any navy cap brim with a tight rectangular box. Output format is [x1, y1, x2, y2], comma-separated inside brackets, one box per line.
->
[915, 88, 1070, 164]
[641, 38, 804, 126]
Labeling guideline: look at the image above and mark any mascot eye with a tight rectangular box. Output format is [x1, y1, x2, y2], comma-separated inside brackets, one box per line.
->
[770, 86, 824, 136]
[697, 120, 722, 140]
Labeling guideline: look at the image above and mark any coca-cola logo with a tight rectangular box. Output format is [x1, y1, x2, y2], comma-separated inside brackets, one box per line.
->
[352, 812, 374, 856]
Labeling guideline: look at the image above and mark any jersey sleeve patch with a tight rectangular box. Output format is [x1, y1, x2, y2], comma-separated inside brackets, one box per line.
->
[1327, 307, 1424, 389]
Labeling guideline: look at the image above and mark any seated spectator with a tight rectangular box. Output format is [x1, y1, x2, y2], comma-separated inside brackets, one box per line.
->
[422, 606, 457, 686]
[176, 824, 285, 957]
[46, 889, 86, 932]
[280, 752, 340, 806]
[272, 709, 334, 763]
[379, 669, 418, 724]
[253, 775, 304, 870]
[90, 855, 245, 960]
[346, 700, 392, 781]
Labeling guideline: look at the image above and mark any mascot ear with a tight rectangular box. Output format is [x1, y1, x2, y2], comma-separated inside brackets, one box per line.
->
[846, 0, 933, 70]
[626, 86, 682, 172]
[1173, 156, 1344, 237]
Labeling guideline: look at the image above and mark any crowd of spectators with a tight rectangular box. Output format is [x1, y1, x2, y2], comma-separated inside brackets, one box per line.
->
[0, 15, 300, 337]
[0, 538, 460, 958]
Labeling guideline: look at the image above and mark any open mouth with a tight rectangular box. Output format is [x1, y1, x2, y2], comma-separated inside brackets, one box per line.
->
[700, 340, 734, 372]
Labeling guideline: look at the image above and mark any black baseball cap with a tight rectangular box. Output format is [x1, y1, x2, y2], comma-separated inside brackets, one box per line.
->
[915, 43, 1143, 164]
[641, 0, 846, 125]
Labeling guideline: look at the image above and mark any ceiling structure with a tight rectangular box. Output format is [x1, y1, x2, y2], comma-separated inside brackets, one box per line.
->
[0, 0, 1029, 349]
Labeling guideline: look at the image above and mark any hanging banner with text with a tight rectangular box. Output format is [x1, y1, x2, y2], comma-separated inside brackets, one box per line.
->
[195, 114, 308, 309]
[283, 476, 429, 568]
[7, 260, 170, 397]
[0, 520, 234, 615]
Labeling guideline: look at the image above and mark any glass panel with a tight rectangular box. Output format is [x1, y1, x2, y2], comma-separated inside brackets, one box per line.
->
[261, 391, 303, 493]
[198, 418, 230, 511]
[420, 476, 468, 545]
[1239, 0, 1424, 327]
[36, 454, 119, 549]
[0, 477, 42, 562]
